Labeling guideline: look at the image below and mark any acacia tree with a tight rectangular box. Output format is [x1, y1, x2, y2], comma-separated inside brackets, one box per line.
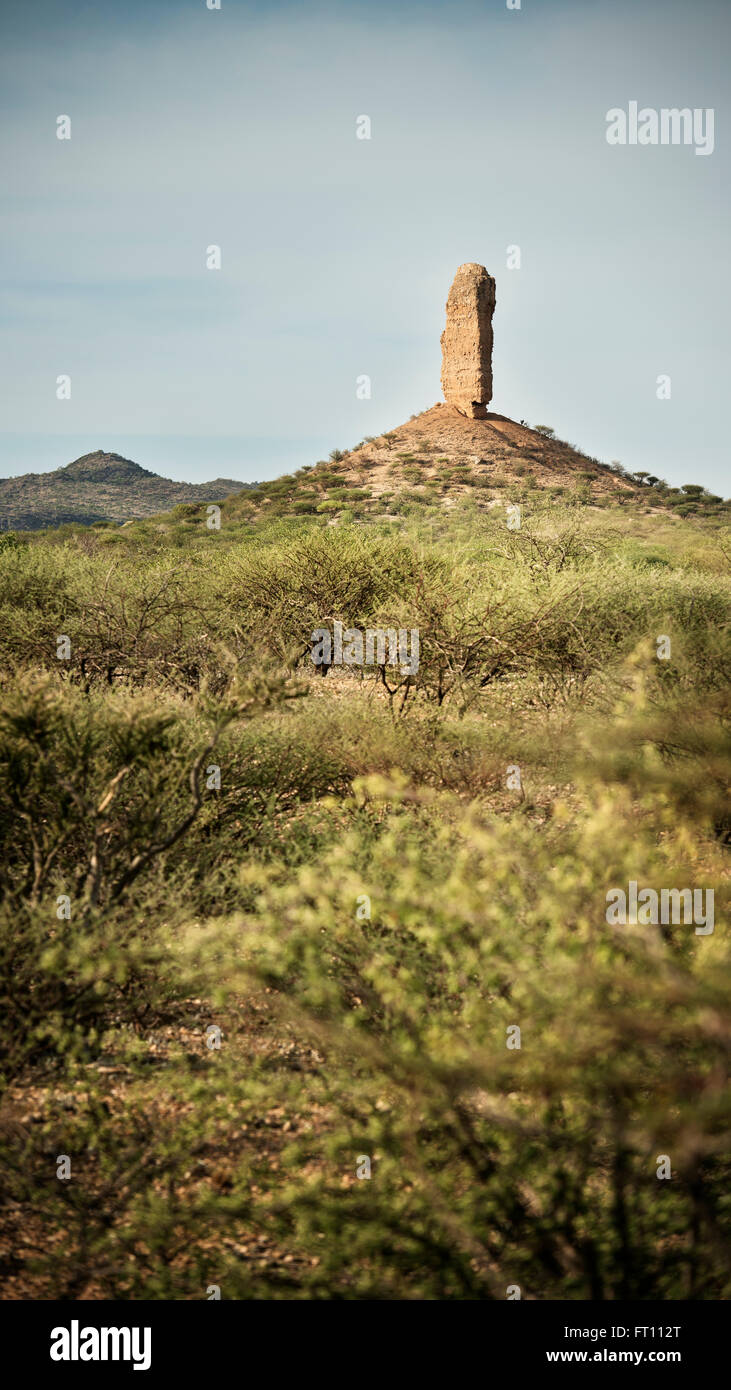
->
[0, 664, 301, 1082]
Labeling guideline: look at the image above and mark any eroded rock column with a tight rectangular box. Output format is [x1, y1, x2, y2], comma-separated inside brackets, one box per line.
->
[440, 263, 496, 418]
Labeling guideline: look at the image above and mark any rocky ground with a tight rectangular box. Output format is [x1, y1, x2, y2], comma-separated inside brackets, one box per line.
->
[329, 404, 635, 505]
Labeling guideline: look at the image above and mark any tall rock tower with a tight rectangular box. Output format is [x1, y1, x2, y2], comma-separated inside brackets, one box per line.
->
[440, 263, 496, 419]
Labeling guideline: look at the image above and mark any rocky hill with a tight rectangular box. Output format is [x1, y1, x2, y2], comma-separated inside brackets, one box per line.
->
[325, 404, 634, 507]
[0, 451, 252, 530]
[220, 263, 725, 525]
[219, 405, 652, 523]
[216, 399, 727, 526]
[3, 265, 724, 535]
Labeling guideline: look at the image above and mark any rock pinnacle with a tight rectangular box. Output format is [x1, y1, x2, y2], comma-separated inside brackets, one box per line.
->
[440, 263, 496, 419]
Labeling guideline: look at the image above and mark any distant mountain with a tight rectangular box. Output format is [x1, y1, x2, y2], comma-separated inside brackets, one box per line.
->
[0, 451, 256, 530]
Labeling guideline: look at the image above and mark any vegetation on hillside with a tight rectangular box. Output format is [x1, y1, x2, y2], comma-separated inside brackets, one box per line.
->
[4, 412, 726, 535]
[0, 450, 253, 530]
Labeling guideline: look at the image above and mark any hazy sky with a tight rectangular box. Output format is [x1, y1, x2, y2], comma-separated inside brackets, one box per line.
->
[1, 0, 729, 492]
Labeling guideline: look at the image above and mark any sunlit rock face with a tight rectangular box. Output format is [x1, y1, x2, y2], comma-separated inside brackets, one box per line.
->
[440, 263, 496, 419]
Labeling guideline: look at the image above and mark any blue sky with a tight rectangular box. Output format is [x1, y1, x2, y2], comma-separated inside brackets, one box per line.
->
[1, 0, 729, 491]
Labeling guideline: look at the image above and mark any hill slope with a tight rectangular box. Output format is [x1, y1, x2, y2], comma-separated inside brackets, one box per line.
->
[216, 405, 726, 526]
[0, 450, 252, 529]
[3, 414, 726, 534]
[222, 406, 642, 523]
[332, 405, 632, 503]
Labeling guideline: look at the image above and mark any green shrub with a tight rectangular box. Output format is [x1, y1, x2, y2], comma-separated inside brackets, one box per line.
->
[1, 498, 729, 1300]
